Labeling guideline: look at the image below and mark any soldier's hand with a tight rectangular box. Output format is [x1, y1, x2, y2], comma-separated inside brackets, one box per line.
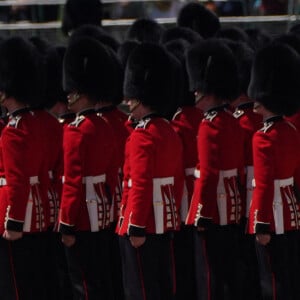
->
[61, 234, 76, 247]
[256, 233, 271, 246]
[2, 229, 23, 241]
[130, 236, 146, 248]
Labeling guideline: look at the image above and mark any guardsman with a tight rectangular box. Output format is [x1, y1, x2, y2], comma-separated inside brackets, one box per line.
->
[164, 38, 203, 300]
[117, 43, 184, 300]
[58, 36, 118, 300]
[248, 43, 300, 300]
[0, 37, 49, 300]
[225, 40, 262, 300]
[185, 39, 244, 300]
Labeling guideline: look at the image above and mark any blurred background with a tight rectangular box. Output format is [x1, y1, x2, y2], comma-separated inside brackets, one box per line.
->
[0, 0, 299, 44]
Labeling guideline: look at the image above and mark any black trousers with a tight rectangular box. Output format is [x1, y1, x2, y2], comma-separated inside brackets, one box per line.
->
[204, 224, 243, 300]
[0, 233, 48, 300]
[119, 233, 175, 300]
[174, 225, 196, 300]
[256, 231, 300, 300]
[64, 230, 114, 300]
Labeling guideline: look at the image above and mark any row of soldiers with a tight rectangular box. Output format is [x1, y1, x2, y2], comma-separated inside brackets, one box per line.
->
[1, 1, 300, 300]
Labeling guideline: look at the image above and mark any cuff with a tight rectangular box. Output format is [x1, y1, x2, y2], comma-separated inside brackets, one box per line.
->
[197, 217, 213, 229]
[5, 219, 24, 232]
[128, 225, 146, 236]
[255, 222, 271, 234]
[59, 223, 75, 235]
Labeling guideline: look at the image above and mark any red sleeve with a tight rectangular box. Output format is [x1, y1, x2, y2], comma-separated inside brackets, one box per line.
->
[197, 121, 220, 220]
[2, 127, 30, 228]
[249, 132, 274, 234]
[127, 129, 154, 232]
[59, 126, 83, 230]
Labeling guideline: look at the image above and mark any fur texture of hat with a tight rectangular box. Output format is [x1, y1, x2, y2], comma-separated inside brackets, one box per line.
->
[0, 37, 41, 106]
[248, 43, 300, 116]
[63, 36, 116, 102]
[126, 18, 165, 44]
[124, 43, 172, 114]
[70, 24, 120, 52]
[62, 0, 102, 35]
[216, 26, 249, 43]
[224, 40, 254, 96]
[165, 39, 195, 106]
[161, 26, 202, 45]
[177, 2, 220, 39]
[186, 38, 239, 101]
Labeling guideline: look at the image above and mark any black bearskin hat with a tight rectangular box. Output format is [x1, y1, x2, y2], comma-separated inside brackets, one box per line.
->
[272, 33, 300, 55]
[62, 0, 102, 35]
[69, 24, 120, 52]
[126, 18, 165, 44]
[161, 26, 202, 45]
[224, 40, 254, 96]
[63, 36, 116, 102]
[0, 37, 41, 106]
[216, 26, 249, 43]
[248, 44, 300, 116]
[124, 43, 172, 114]
[177, 2, 220, 39]
[245, 28, 271, 52]
[44, 46, 67, 109]
[165, 39, 195, 106]
[117, 40, 139, 68]
[186, 38, 239, 101]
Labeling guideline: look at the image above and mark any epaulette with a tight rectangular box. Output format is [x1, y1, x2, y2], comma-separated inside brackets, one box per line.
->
[69, 115, 85, 127]
[135, 118, 151, 129]
[259, 121, 274, 133]
[7, 115, 22, 128]
[233, 109, 245, 119]
[204, 110, 218, 122]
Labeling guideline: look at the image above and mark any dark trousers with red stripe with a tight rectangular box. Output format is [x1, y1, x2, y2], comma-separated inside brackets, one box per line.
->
[119, 233, 175, 300]
[255, 231, 300, 300]
[64, 230, 114, 300]
[0, 234, 48, 300]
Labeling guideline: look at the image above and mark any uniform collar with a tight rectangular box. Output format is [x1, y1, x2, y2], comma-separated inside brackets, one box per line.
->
[236, 102, 254, 110]
[59, 112, 76, 120]
[264, 115, 283, 124]
[205, 104, 226, 115]
[77, 108, 95, 117]
[9, 107, 30, 118]
[96, 105, 115, 113]
[141, 112, 160, 120]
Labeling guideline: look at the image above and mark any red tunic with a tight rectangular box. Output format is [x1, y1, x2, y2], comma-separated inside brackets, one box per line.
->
[59, 109, 118, 233]
[35, 110, 63, 229]
[232, 101, 262, 218]
[0, 108, 49, 234]
[248, 116, 300, 234]
[186, 105, 245, 227]
[98, 106, 130, 221]
[117, 115, 184, 236]
[171, 106, 203, 221]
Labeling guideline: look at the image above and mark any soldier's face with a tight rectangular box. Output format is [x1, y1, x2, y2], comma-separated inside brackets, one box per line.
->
[127, 99, 141, 116]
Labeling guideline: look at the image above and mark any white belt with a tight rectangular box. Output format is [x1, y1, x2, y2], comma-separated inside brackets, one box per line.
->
[219, 168, 237, 178]
[30, 176, 39, 185]
[82, 174, 106, 184]
[185, 167, 195, 176]
[194, 169, 200, 178]
[252, 177, 294, 188]
[153, 177, 174, 186]
[0, 177, 6, 186]
[48, 170, 53, 180]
